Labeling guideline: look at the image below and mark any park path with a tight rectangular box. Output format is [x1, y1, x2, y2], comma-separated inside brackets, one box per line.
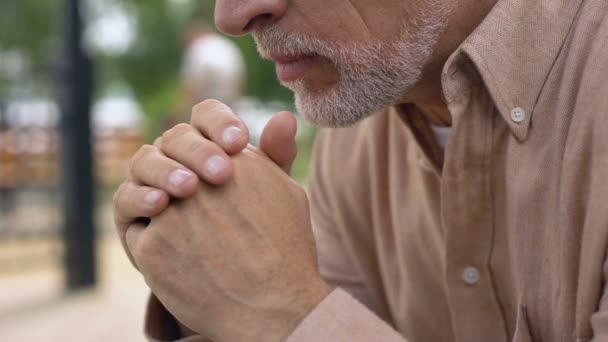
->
[0, 233, 150, 342]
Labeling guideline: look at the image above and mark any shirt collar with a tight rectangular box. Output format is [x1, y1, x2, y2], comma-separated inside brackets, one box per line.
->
[444, 0, 584, 141]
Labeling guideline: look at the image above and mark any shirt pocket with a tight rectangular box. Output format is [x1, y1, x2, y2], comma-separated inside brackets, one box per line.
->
[512, 305, 535, 342]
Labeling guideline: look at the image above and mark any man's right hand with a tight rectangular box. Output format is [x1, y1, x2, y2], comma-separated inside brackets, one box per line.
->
[113, 99, 299, 266]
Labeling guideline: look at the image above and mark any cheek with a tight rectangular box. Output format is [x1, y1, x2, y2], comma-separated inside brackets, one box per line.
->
[287, 1, 374, 42]
[288, 0, 407, 43]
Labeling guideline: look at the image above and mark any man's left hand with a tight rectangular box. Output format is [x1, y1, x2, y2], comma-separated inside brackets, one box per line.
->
[125, 146, 331, 342]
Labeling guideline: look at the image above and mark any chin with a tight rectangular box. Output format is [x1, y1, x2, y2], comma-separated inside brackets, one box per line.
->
[293, 91, 377, 128]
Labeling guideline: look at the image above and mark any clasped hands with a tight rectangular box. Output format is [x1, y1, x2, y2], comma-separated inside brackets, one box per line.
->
[113, 100, 331, 342]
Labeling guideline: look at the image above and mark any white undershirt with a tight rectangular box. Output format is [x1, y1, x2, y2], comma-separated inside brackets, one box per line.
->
[429, 123, 452, 150]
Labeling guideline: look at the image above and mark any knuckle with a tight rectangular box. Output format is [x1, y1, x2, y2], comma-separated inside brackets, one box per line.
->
[184, 137, 219, 159]
[163, 126, 211, 157]
[128, 144, 156, 173]
[192, 100, 234, 122]
[112, 183, 127, 206]
[174, 123, 192, 132]
[194, 99, 228, 113]
[161, 124, 192, 144]
[153, 136, 162, 147]
[127, 151, 143, 173]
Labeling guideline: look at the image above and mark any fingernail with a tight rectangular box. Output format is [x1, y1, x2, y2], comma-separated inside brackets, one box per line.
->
[169, 169, 193, 188]
[205, 155, 229, 177]
[144, 190, 163, 206]
[222, 126, 243, 146]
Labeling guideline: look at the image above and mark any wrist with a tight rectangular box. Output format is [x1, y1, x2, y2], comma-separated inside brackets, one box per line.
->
[209, 278, 332, 342]
[269, 278, 333, 342]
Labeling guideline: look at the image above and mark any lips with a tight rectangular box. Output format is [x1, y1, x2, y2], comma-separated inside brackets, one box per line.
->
[271, 54, 320, 82]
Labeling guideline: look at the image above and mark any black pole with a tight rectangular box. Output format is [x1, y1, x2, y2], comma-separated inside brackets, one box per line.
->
[57, 0, 96, 290]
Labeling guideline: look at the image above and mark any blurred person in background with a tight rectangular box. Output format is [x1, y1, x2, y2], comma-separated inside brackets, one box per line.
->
[169, 22, 245, 126]
[93, 87, 145, 187]
[114, 0, 608, 341]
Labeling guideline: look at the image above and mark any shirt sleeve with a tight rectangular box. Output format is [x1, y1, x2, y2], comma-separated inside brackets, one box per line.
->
[287, 288, 407, 342]
[144, 294, 211, 342]
[144, 290, 408, 342]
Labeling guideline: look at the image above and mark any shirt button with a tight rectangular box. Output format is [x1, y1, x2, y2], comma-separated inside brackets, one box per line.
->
[462, 266, 480, 285]
[511, 107, 526, 123]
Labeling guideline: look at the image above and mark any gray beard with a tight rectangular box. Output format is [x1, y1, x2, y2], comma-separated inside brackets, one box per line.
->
[254, 5, 450, 127]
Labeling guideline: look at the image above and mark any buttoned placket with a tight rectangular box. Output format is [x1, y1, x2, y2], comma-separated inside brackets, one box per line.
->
[439, 58, 508, 342]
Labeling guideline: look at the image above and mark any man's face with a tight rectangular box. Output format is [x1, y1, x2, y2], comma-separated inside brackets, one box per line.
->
[215, 0, 452, 127]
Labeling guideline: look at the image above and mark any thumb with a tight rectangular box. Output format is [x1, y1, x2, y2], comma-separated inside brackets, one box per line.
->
[260, 111, 298, 174]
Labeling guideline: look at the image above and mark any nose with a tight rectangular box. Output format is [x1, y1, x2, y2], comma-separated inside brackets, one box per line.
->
[215, 0, 287, 36]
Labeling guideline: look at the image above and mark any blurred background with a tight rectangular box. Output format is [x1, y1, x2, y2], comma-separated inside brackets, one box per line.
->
[0, 0, 316, 340]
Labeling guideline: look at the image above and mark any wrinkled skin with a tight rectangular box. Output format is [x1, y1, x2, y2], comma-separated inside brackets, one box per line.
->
[126, 146, 330, 341]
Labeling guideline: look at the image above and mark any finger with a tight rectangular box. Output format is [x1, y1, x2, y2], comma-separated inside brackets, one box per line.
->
[191, 99, 250, 154]
[113, 182, 169, 231]
[113, 182, 167, 271]
[260, 111, 298, 174]
[160, 127, 234, 185]
[124, 223, 146, 270]
[129, 144, 198, 197]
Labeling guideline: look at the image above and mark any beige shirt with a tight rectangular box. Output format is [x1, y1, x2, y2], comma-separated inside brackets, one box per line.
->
[146, 0, 608, 340]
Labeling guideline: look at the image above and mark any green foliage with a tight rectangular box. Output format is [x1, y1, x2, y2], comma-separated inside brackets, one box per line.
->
[0, 0, 61, 96]
[107, 0, 184, 128]
[0, 0, 60, 64]
[291, 130, 317, 184]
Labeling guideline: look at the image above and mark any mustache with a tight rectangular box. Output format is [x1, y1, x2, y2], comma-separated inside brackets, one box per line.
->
[252, 26, 338, 61]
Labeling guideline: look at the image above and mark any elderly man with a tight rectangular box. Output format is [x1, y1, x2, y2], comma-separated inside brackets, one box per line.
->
[113, 0, 608, 341]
